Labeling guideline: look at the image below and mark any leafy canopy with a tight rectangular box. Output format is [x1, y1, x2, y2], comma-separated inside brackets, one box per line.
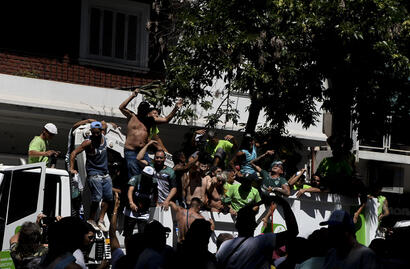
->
[148, 0, 409, 135]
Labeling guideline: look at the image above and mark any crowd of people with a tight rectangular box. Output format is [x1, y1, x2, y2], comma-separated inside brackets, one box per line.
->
[16, 88, 409, 268]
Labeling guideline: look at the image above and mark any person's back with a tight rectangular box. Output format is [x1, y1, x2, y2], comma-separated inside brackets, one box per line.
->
[176, 219, 216, 269]
[216, 233, 278, 269]
[320, 210, 379, 269]
[216, 198, 299, 269]
[322, 243, 378, 269]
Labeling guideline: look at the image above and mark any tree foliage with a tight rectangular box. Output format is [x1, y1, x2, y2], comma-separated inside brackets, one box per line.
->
[148, 0, 409, 136]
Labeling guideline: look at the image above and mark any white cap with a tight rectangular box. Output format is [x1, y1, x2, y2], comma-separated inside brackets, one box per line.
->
[142, 166, 154, 176]
[44, 123, 58, 135]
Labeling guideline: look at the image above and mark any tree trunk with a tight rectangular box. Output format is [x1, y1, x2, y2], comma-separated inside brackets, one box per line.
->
[245, 93, 262, 134]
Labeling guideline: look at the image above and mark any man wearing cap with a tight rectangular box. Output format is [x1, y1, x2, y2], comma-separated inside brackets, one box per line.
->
[123, 165, 157, 240]
[225, 173, 261, 215]
[119, 88, 182, 179]
[28, 123, 60, 167]
[135, 220, 174, 269]
[320, 210, 379, 269]
[69, 121, 112, 232]
[251, 151, 291, 197]
[137, 140, 177, 211]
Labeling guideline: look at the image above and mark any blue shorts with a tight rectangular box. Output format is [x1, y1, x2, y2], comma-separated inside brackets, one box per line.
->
[87, 174, 113, 202]
[124, 148, 150, 179]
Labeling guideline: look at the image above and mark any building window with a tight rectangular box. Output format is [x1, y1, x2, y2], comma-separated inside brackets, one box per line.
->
[80, 0, 150, 72]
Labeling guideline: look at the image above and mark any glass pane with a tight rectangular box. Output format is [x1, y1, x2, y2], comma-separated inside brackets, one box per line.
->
[390, 115, 410, 151]
[43, 174, 61, 218]
[127, 15, 137, 61]
[115, 13, 125, 59]
[89, 8, 101, 55]
[102, 10, 113, 57]
[7, 170, 40, 224]
[0, 172, 11, 248]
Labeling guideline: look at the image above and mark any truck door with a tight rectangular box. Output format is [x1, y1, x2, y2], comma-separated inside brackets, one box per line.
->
[0, 163, 46, 250]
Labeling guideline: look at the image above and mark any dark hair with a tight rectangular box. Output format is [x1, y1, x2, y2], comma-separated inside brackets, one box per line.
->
[235, 205, 257, 236]
[41, 217, 88, 266]
[216, 233, 234, 250]
[190, 197, 203, 207]
[240, 134, 254, 150]
[198, 152, 212, 165]
[172, 150, 185, 164]
[16, 222, 42, 257]
[137, 101, 151, 116]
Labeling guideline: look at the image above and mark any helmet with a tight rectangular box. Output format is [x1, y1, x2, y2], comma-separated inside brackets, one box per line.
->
[44, 123, 58, 135]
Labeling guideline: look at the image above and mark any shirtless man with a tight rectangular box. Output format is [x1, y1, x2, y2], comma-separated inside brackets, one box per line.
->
[182, 154, 211, 206]
[207, 171, 227, 212]
[119, 88, 182, 178]
[169, 198, 205, 243]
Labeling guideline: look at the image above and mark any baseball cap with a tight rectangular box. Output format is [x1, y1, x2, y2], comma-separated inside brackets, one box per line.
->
[144, 220, 171, 235]
[320, 210, 354, 229]
[90, 121, 103, 129]
[270, 161, 284, 169]
[142, 166, 155, 176]
[44, 123, 58, 135]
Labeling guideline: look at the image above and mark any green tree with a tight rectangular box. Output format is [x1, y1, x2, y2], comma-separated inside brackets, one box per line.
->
[148, 0, 409, 138]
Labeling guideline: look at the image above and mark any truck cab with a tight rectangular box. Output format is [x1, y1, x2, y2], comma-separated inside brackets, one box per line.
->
[0, 162, 71, 251]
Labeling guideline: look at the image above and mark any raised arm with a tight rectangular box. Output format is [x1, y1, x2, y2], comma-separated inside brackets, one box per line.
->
[262, 203, 277, 230]
[271, 196, 299, 246]
[191, 129, 206, 147]
[119, 88, 139, 118]
[250, 150, 275, 172]
[296, 186, 325, 198]
[136, 140, 157, 166]
[154, 99, 183, 124]
[174, 154, 198, 172]
[69, 140, 91, 174]
[224, 134, 238, 152]
[72, 119, 96, 131]
[229, 151, 245, 171]
[109, 192, 121, 252]
[287, 168, 307, 186]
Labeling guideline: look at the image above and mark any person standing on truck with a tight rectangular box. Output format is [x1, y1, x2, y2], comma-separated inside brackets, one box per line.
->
[69, 121, 113, 232]
[119, 88, 182, 179]
[28, 123, 60, 168]
[137, 140, 177, 211]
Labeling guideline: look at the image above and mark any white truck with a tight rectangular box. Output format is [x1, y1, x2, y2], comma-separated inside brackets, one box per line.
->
[0, 162, 71, 251]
